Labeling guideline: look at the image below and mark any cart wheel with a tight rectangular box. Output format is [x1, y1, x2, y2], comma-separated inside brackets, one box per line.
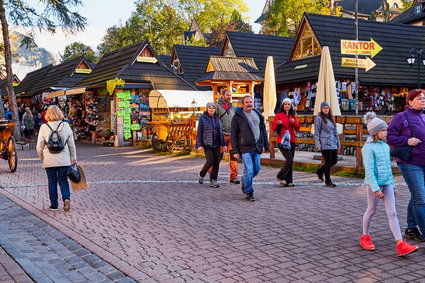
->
[166, 133, 190, 154]
[151, 133, 167, 152]
[6, 137, 17, 173]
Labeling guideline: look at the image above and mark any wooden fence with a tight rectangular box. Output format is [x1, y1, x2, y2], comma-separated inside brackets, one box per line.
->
[268, 115, 393, 170]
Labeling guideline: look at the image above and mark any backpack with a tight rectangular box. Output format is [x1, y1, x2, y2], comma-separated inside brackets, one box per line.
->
[45, 122, 68, 154]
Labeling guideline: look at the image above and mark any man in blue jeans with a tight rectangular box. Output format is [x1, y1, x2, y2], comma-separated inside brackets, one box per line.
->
[231, 95, 269, 201]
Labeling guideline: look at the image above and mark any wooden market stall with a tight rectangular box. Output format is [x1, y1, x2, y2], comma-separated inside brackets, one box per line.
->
[195, 56, 263, 105]
[148, 89, 212, 153]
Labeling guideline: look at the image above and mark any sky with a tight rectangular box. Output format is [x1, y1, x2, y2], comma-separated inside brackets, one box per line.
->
[21, 0, 264, 58]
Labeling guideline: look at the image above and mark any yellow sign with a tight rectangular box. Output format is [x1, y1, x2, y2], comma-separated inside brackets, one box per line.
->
[340, 38, 383, 58]
[341, 57, 376, 72]
[136, 56, 158, 63]
[75, 68, 92, 74]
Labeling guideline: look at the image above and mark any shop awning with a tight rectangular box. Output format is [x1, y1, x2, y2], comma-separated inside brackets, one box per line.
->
[149, 90, 213, 109]
[46, 87, 86, 99]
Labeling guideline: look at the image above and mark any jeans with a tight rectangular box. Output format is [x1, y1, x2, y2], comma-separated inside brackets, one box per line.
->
[318, 149, 338, 183]
[277, 142, 296, 183]
[200, 146, 222, 181]
[398, 163, 425, 234]
[46, 166, 71, 208]
[241, 151, 261, 194]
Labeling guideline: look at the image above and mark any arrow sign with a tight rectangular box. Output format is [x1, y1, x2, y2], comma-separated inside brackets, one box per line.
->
[341, 57, 376, 72]
[341, 38, 383, 58]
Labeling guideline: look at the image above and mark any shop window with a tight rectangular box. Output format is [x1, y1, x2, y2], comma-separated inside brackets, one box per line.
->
[291, 22, 321, 61]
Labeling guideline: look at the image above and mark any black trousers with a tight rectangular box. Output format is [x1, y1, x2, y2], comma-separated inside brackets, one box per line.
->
[200, 146, 223, 181]
[277, 142, 296, 183]
[318, 149, 338, 183]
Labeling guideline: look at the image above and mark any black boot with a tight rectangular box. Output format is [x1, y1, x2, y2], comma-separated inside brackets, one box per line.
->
[315, 168, 324, 182]
[405, 228, 425, 242]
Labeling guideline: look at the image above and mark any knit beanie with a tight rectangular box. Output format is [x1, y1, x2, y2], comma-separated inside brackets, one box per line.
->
[206, 102, 215, 109]
[282, 98, 292, 105]
[320, 101, 330, 109]
[363, 112, 387, 136]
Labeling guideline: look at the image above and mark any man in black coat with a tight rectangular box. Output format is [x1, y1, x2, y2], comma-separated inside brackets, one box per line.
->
[231, 95, 269, 201]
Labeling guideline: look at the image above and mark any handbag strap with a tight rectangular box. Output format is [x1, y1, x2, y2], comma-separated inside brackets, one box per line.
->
[404, 112, 416, 138]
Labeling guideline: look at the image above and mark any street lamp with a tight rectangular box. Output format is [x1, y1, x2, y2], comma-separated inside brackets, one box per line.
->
[191, 99, 197, 115]
[406, 48, 425, 88]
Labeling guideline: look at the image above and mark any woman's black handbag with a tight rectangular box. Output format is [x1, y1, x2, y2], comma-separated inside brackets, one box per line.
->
[68, 163, 81, 183]
[390, 113, 415, 162]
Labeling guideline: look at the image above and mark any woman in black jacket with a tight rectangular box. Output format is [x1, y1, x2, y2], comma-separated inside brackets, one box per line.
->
[196, 102, 227, 188]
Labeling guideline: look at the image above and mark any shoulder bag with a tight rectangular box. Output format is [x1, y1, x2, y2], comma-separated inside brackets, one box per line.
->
[390, 113, 415, 161]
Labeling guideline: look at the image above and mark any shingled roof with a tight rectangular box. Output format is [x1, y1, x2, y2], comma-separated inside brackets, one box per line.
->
[172, 45, 220, 88]
[390, 2, 425, 24]
[15, 64, 53, 95]
[27, 57, 92, 95]
[224, 31, 294, 73]
[276, 13, 425, 87]
[77, 41, 195, 90]
[335, 0, 382, 16]
[196, 56, 263, 82]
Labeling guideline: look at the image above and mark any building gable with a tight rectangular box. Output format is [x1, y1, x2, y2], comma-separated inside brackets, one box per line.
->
[290, 19, 321, 61]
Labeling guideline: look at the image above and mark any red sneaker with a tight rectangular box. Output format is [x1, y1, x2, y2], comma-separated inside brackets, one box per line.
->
[360, 235, 375, 250]
[396, 240, 418, 256]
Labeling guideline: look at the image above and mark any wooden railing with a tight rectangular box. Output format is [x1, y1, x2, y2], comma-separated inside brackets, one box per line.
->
[268, 115, 393, 170]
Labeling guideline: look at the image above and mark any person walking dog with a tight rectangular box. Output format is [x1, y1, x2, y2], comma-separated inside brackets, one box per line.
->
[314, 101, 340, 187]
[231, 95, 269, 201]
[360, 112, 418, 256]
[36, 105, 77, 211]
[196, 102, 227, 188]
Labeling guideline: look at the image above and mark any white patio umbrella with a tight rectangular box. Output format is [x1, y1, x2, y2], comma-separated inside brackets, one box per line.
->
[313, 46, 343, 134]
[263, 56, 277, 129]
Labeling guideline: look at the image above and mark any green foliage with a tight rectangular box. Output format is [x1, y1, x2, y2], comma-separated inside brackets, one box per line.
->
[401, 0, 414, 11]
[61, 42, 98, 63]
[185, 37, 208, 47]
[262, 0, 340, 36]
[98, 0, 249, 55]
[208, 10, 253, 47]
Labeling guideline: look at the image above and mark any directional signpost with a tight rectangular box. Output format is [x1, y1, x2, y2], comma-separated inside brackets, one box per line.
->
[341, 57, 376, 72]
[341, 39, 383, 58]
[340, 38, 382, 72]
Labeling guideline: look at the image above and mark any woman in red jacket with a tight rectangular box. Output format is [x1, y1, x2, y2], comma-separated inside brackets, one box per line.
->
[272, 98, 301, 187]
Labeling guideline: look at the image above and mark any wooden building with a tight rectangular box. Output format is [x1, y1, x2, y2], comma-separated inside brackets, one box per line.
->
[196, 56, 263, 103]
[170, 45, 220, 90]
[275, 13, 425, 113]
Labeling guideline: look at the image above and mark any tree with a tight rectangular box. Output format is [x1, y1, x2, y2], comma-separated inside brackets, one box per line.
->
[208, 10, 253, 48]
[0, 0, 86, 139]
[261, 0, 341, 36]
[98, 0, 249, 55]
[401, 0, 414, 11]
[61, 42, 97, 63]
[381, 0, 391, 22]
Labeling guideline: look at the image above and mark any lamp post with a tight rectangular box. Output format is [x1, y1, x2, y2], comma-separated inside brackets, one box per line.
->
[406, 48, 425, 89]
[191, 99, 197, 115]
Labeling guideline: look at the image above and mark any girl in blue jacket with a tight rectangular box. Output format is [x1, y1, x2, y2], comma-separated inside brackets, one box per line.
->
[360, 112, 418, 256]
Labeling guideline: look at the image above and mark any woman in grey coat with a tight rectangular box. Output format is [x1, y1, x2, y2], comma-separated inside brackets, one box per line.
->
[314, 101, 340, 187]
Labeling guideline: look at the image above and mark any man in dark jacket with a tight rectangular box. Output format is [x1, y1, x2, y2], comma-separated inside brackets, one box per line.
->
[231, 95, 269, 201]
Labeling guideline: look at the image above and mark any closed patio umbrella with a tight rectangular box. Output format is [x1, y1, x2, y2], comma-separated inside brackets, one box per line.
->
[263, 56, 277, 129]
[313, 46, 342, 134]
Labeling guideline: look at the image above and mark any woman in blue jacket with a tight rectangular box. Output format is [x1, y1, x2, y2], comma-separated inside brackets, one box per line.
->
[196, 102, 227, 188]
[360, 112, 418, 256]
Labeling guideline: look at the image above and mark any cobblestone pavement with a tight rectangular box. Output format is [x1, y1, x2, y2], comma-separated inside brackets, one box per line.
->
[0, 143, 425, 282]
[0, 245, 33, 283]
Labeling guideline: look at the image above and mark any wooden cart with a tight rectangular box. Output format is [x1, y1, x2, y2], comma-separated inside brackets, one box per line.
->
[0, 120, 17, 172]
[149, 120, 194, 154]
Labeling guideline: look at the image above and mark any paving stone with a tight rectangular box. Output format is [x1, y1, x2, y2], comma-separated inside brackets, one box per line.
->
[1, 143, 425, 282]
